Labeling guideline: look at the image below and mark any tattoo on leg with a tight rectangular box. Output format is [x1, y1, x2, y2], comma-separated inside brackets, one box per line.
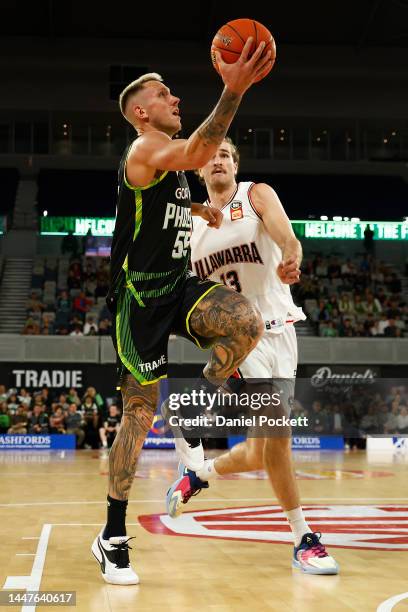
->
[108, 374, 158, 500]
[189, 286, 263, 383]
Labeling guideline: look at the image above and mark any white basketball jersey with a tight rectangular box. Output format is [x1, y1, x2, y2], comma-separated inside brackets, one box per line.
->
[190, 181, 305, 335]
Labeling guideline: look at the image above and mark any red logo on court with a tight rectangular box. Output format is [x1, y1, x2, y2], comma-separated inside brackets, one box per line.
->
[139, 505, 408, 550]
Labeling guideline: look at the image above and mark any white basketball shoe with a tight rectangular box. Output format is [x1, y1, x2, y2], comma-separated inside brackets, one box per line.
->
[92, 530, 139, 585]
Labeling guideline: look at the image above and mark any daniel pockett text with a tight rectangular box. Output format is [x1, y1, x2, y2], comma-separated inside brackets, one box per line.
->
[165, 388, 308, 437]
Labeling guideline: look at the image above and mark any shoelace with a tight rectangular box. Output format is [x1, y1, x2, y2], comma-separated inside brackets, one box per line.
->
[183, 487, 203, 504]
[308, 532, 328, 558]
[310, 543, 328, 558]
[111, 537, 135, 569]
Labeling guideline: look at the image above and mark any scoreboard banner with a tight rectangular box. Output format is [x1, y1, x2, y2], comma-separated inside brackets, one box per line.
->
[40, 217, 408, 241]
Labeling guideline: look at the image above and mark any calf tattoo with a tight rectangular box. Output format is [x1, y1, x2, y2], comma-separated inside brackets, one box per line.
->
[189, 285, 262, 383]
[108, 374, 158, 500]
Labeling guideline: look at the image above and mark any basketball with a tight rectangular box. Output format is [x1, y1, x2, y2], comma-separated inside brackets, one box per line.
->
[211, 18, 276, 82]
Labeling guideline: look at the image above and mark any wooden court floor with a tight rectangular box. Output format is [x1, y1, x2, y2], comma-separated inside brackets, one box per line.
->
[1, 447, 408, 612]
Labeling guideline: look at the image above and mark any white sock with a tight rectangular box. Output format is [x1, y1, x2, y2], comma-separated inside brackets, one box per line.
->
[196, 458, 218, 481]
[285, 507, 311, 546]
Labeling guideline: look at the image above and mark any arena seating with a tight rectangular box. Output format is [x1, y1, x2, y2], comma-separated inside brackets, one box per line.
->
[293, 254, 407, 337]
[0, 383, 121, 449]
[22, 251, 407, 338]
[24, 255, 112, 336]
[1, 381, 407, 443]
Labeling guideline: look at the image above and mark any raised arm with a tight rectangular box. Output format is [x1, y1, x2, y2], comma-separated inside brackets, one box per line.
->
[128, 38, 272, 175]
[250, 183, 302, 284]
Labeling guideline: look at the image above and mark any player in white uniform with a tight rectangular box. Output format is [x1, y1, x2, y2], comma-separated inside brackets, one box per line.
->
[166, 138, 338, 575]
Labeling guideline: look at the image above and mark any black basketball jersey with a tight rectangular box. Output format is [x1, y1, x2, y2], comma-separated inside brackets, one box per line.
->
[106, 414, 121, 428]
[109, 142, 192, 305]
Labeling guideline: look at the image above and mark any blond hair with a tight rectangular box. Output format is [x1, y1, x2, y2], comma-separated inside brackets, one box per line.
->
[118, 73, 163, 122]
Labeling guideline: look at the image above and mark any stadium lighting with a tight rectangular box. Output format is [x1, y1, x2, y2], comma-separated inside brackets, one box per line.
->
[320, 215, 328, 221]
[351, 217, 360, 221]
[333, 216, 343, 221]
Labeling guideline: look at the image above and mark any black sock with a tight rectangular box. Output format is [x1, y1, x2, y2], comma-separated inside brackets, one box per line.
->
[184, 372, 219, 448]
[103, 495, 128, 539]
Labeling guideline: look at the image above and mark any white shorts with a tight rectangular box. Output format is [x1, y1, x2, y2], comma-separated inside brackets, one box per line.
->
[238, 324, 298, 379]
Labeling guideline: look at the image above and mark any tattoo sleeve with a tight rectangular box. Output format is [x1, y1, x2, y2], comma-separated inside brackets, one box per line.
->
[184, 88, 242, 163]
[108, 374, 159, 500]
[196, 88, 242, 146]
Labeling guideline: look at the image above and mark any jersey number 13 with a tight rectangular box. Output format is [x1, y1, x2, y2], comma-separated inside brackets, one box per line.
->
[220, 270, 242, 293]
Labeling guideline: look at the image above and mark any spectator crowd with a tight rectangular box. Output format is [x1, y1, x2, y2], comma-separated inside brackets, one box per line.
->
[291, 383, 408, 448]
[294, 253, 407, 337]
[1, 380, 406, 451]
[0, 384, 121, 449]
[22, 251, 407, 338]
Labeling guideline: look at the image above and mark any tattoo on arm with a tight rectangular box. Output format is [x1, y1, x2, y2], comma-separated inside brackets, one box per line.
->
[197, 89, 242, 147]
[108, 374, 158, 500]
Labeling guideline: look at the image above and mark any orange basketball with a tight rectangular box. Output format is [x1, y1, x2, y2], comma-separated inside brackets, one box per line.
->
[211, 18, 276, 83]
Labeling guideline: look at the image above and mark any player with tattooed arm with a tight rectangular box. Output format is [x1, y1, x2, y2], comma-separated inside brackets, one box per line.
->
[92, 38, 272, 584]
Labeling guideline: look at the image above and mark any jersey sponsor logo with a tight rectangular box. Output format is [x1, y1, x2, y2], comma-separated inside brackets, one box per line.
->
[265, 318, 285, 331]
[193, 241, 264, 278]
[162, 202, 192, 230]
[139, 504, 408, 550]
[138, 354, 167, 373]
[175, 186, 191, 200]
[230, 200, 243, 220]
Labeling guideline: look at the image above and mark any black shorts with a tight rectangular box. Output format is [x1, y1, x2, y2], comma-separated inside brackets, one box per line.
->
[111, 274, 222, 385]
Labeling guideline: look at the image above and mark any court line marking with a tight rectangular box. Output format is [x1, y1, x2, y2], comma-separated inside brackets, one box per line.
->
[2, 522, 407, 612]
[22, 537, 39, 540]
[1, 497, 408, 508]
[377, 592, 408, 611]
[51, 523, 141, 526]
[0, 473, 108, 477]
[3, 523, 51, 612]
[15, 554, 35, 556]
